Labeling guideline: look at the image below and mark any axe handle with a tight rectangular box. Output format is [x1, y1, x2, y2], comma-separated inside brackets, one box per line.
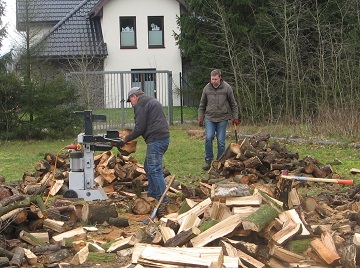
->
[234, 123, 238, 143]
[149, 175, 175, 219]
[282, 175, 353, 185]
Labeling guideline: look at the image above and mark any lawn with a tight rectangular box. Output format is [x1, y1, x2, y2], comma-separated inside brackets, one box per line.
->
[1, 123, 360, 187]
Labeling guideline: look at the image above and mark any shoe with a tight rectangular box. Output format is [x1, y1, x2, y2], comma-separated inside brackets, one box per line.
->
[202, 159, 212, 170]
[156, 202, 168, 219]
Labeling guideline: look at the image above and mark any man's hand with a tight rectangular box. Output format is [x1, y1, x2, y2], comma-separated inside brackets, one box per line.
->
[233, 119, 239, 126]
[198, 120, 204, 127]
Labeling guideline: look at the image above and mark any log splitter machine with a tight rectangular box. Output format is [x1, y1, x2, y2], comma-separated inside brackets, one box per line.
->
[63, 110, 124, 201]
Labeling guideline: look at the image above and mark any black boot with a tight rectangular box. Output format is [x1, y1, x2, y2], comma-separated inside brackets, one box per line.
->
[156, 202, 168, 219]
[202, 159, 212, 170]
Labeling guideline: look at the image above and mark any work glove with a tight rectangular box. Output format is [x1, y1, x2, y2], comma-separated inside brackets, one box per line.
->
[233, 119, 239, 126]
[198, 120, 204, 127]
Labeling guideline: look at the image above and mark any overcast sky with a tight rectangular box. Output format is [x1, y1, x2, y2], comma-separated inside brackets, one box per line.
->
[1, 0, 17, 55]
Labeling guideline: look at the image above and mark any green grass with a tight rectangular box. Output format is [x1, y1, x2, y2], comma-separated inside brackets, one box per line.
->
[93, 106, 198, 124]
[1, 123, 360, 188]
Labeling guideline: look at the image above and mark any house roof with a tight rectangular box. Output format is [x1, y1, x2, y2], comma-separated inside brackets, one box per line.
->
[16, 0, 107, 59]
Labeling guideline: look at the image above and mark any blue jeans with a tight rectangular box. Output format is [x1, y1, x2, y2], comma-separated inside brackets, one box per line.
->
[204, 119, 228, 161]
[144, 137, 170, 203]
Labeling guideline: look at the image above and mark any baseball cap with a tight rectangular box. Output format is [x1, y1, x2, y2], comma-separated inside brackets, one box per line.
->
[127, 87, 142, 102]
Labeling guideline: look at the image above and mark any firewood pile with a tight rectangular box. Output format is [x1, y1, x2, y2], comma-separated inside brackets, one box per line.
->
[17, 140, 145, 199]
[205, 132, 342, 186]
[0, 133, 360, 267]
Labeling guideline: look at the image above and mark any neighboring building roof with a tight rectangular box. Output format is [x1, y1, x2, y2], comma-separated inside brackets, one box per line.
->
[16, 0, 81, 25]
[16, 0, 107, 59]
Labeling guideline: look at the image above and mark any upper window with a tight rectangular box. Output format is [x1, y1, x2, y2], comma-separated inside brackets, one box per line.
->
[120, 17, 136, 48]
[148, 16, 164, 48]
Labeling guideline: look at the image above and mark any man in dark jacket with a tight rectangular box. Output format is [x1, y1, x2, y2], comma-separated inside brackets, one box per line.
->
[198, 69, 239, 170]
[123, 87, 170, 218]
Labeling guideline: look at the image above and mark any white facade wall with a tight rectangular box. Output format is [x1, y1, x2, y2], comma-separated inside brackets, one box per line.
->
[101, 0, 183, 107]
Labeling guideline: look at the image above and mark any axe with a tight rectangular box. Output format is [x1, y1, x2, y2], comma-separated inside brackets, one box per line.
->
[233, 122, 238, 143]
[281, 175, 353, 185]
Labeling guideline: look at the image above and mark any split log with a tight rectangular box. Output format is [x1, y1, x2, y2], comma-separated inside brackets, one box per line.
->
[118, 140, 137, 156]
[219, 240, 261, 268]
[321, 231, 337, 253]
[242, 204, 278, 232]
[23, 248, 37, 266]
[164, 227, 200, 247]
[96, 166, 116, 183]
[350, 168, 360, 174]
[271, 219, 302, 245]
[310, 238, 340, 265]
[279, 209, 310, 236]
[218, 142, 242, 164]
[209, 201, 232, 221]
[106, 235, 138, 253]
[222, 237, 259, 255]
[223, 256, 239, 268]
[177, 213, 201, 234]
[19, 230, 46, 246]
[137, 245, 224, 268]
[269, 244, 305, 263]
[232, 206, 259, 218]
[274, 177, 293, 210]
[190, 213, 243, 247]
[48, 179, 64, 196]
[267, 257, 288, 268]
[35, 159, 51, 173]
[176, 197, 212, 224]
[225, 195, 262, 207]
[70, 245, 89, 265]
[43, 218, 68, 233]
[27, 230, 49, 244]
[256, 189, 284, 213]
[178, 198, 198, 215]
[88, 242, 105, 253]
[159, 226, 175, 243]
[132, 198, 151, 215]
[238, 249, 266, 268]
[51, 227, 86, 245]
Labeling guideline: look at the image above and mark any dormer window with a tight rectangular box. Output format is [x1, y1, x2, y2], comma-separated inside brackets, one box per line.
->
[120, 16, 137, 48]
[148, 16, 164, 48]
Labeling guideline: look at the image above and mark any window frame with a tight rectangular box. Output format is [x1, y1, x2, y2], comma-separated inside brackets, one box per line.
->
[147, 16, 164, 48]
[120, 16, 137, 49]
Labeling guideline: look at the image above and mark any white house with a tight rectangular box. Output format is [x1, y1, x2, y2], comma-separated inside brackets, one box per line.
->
[16, 0, 187, 109]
